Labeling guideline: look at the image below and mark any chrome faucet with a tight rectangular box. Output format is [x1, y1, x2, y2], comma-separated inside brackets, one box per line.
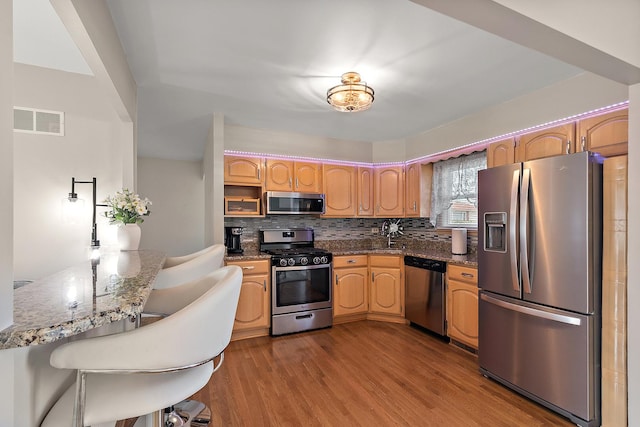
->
[387, 235, 396, 248]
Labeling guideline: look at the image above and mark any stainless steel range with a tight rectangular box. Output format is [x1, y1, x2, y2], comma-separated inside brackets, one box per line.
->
[259, 228, 333, 336]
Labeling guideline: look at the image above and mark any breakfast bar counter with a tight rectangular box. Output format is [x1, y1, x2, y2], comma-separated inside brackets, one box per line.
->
[0, 250, 165, 350]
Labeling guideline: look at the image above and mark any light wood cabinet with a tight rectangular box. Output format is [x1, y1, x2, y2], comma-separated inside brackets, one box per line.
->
[601, 156, 628, 426]
[265, 159, 294, 191]
[516, 123, 575, 162]
[374, 166, 404, 217]
[333, 255, 369, 317]
[487, 137, 516, 168]
[224, 156, 264, 185]
[357, 167, 375, 216]
[265, 159, 321, 192]
[577, 108, 628, 157]
[369, 255, 403, 316]
[405, 162, 433, 218]
[226, 259, 270, 335]
[294, 161, 322, 192]
[323, 164, 357, 217]
[446, 264, 478, 349]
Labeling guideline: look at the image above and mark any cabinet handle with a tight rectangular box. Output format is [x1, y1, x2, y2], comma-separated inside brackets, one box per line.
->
[347, 259, 356, 264]
[371, 272, 375, 282]
[296, 177, 299, 188]
[242, 266, 255, 270]
[461, 272, 474, 279]
[359, 203, 363, 212]
[581, 136, 586, 151]
[263, 280, 267, 291]
[257, 168, 261, 179]
[335, 274, 339, 285]
[289, 178, 292, 188]
[413, 201, 417, 211]
[566, 140, 571, 154]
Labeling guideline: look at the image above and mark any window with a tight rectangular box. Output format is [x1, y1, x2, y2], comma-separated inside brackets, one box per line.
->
[430, 151, 486, 228]
[13, 107, 65, 136]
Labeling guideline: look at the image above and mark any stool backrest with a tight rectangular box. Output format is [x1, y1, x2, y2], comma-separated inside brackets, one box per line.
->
[162, 244, 224, 269]
[153, 244, 225, 289]
[50, 266, 243, 371]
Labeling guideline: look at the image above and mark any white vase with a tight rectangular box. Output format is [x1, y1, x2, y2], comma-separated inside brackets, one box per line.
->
[117, 223, 141, 251]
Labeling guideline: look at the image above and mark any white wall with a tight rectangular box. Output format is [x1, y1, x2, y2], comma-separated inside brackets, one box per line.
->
[203, 114, 225, 247]
[1, 0, 14, 331]
[493, 0, 640, 69]
[204, 119, 214, 247]
[137, 157, 205, 256]
[372, 139, 406, 163]
[1, 1, 14, 424]
[225, 124, 374, 163]
[13, 64, 126, 280]
[51, 0, 137, 123]
[211, 114, 225, 245]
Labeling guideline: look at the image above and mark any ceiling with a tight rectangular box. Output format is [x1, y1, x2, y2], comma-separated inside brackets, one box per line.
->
[14, 0, 583, 161]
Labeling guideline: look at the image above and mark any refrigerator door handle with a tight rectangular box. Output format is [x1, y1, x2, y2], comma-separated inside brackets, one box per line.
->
[520, 168, 532, 294]
[481, 293, 581, 326]
[509, 170, 520, 292]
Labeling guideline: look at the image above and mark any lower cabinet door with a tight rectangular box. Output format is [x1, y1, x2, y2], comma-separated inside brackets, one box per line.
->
[370, 267, 403, 315]
[446, 279, 479, 348]
[334, 267, 369, 316]
[234, 273, 270, 330]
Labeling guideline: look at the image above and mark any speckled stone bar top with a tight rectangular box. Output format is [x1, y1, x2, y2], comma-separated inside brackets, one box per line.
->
[0, 250, 165, 350]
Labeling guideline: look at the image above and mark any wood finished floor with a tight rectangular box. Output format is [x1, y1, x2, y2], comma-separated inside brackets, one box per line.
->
[191, 321, 574, 426]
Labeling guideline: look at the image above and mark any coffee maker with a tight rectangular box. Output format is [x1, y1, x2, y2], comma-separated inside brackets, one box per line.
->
[224, 226, 244, 254]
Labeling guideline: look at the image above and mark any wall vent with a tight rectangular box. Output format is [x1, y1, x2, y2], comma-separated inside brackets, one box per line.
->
[13, 107, 65, 136]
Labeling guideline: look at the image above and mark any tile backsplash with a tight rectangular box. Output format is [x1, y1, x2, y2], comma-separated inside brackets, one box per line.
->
[224, 216, 477, 252]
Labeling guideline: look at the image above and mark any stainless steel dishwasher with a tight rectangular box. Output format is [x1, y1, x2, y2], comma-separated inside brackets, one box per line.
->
[404, 256, 447, 337]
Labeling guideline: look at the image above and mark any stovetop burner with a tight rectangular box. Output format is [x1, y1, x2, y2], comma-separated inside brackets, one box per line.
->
[259, 228, 332, 267]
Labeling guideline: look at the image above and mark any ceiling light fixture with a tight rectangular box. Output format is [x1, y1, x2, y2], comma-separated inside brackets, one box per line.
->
[327, 72, 374, 112]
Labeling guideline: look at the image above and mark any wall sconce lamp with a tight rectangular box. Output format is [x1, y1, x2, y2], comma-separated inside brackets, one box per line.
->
[64, 177, 107, 252]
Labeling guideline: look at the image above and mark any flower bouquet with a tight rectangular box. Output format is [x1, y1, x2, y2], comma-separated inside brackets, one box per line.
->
[103, 189, 152, 225]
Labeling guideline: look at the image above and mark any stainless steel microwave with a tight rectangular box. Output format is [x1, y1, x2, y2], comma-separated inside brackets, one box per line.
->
[265, 191, 325, 215]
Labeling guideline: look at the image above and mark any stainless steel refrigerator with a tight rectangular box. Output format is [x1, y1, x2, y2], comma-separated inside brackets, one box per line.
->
[478, 151, 602, 427]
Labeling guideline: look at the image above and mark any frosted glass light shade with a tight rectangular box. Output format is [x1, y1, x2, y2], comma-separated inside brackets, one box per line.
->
[62, 197, 85, 225]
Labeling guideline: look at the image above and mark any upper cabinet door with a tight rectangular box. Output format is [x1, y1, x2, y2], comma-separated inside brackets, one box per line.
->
[224, 156, 264, 185]
[577, 108, 628, 157]
[374, 166, 404, 217]
[516, 123, 575, 162]
[358, 167, 374, 217]
[404, 162, 433, 218]
[405, 162, 420, 218]
[323, 164, 357, 217]
[265, 159, 294, 191]
[487, 137, 516, 168]
[294, 161, 322, 192]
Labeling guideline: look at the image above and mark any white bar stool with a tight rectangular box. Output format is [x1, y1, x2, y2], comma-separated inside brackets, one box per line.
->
[40, 266, 242, 427]
[153, 244, 225, 290]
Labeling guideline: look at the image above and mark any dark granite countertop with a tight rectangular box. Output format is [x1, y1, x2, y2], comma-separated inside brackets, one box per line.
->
[224, 241, 477, 267]
[328, 247, 476, 266]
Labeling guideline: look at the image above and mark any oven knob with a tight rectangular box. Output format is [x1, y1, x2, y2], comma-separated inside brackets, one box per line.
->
[300, 257, 309, 265]
[312, 256, 320, 264]
[287, 258, 296, 266]
[279, 259, 288, 267]
[320, 256, 328, 264]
